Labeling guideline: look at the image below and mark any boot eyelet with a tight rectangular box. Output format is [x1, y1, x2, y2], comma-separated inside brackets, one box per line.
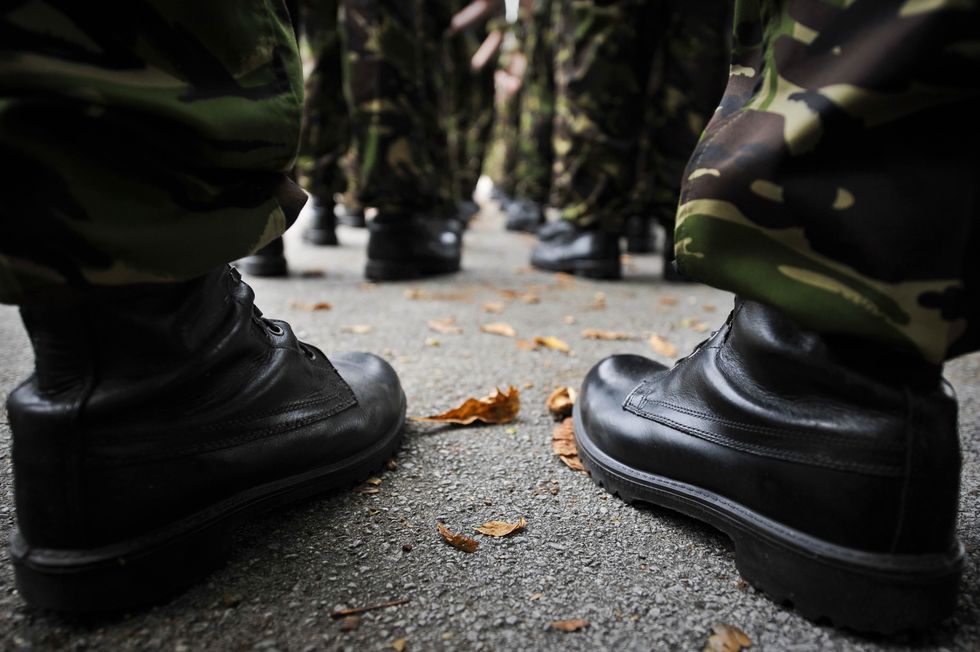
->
[304, 347, 317, 361]
[265, 322, 284, 336]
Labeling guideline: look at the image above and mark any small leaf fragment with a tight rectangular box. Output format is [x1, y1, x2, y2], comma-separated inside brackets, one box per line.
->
[552, 418, 586, 473]
[649, 334, 678, 358]
[437, 522, 479, 553]
[475, 517, 527, 537]
[703, 624, 752, 652]
[291, 301, 333, 311]
[563, 315, 576, 325]
[339, 616, 361, 632]
[428, 317, 462, 335]
[550, 619, 589, 632]
[516, 339, 538, 351]
[581, 329, 635, 341]
[546, 386, 577, 421]
[392, 638, 408, 652]
[481, 322, 517, 338]
[483, 301, 505, 314]
[520, 292, 540, 304]
[534, 336, 571, 354]
[343, 324, 374, 334]
[588, 292, 607, 310]
[415, 386, 520, 425]
[660, 295, 678, 306]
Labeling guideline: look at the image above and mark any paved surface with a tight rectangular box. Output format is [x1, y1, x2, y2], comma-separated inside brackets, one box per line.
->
[0, 206, 978, 651]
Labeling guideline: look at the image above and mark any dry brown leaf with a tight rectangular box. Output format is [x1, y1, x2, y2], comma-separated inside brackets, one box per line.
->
[529, 592, 544, 601]
[550, 619, 589, 632]
[404, 288, 469, 302]
[338, 616, 361, 632]
[437, 522, 480, 553]
[291, 301, 332, 311]
[343, 324, 373, 334]
[581, 329, 635, 341]
[534, 336, 571, 354]
[481, 322, 517, 338]
[680, 317, 710, 333]
[546, 386, 577, 421]
[521, 293, 541, 304]
[355, 486, 380, 495]
[552, 418, 586, 473]
[415, 386, 520, 425]
[424, 337, 440, 347]
[366, 477, 382, 486]
[703, 624, 752, 652]
[300, 269, 327, 279]
[475, 516, 527, 537]
[428, 317, 462, 335]
[703, 304, 717, 313]
[563, 315, 576, 325]
[516, 339, 538, 351]
[392, 638, 408, 652]
[649, 334, 678, 358]
[554, 272, 576, 285]
[588, 292, 607, 310]
[483, 301, 505, 314]
[660, 295, 679, 306]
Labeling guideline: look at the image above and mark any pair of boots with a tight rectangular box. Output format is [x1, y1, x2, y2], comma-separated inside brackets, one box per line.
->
[6, 271, 963, 633]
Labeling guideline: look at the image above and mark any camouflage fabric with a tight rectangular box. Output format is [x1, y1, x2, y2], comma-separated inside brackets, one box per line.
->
[676, 0, 980, 364]
[339, 0, 455, 217]
[295, 0, 354, 204]
[630, 1, 730, 225]
[482, 17, 524, 199]
[513, 0, 556, 206]
[0, 0, 306, 305]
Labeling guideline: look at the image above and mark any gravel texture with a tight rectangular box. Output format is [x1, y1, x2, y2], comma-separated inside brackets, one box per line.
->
[0, 206, 977, 651]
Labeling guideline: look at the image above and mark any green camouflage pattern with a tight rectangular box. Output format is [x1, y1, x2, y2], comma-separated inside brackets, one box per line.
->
[676, 0, 980, 364]
[482, 18, 524, 199]
[0, 0, 306, 304]
[551, 0, 727, 233]
[295, 0, 354, 204]
[339, 0, 455, 216]
[513, 0, 556, 206]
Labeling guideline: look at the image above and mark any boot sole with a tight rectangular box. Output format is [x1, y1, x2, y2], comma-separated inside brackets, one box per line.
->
[573, 408, 963, 634]
[531, 258, 621, 280]
[365, 258, 460, 281]
[9, 400, 407, 614]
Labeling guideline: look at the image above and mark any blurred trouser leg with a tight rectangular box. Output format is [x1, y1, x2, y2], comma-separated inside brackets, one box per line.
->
[0, 1, 406, 613]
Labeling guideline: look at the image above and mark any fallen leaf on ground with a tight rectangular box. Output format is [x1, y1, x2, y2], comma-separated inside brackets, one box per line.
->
[588, 292, 607, 310]
[546, 386, 577, 421]
[415, 386, 520, 425]
[483, 301, 505, 314]
[534, 336, 571, 354]
[516, 339, 538, 351]
[660, 295, 678, 306]
[703, 624, 752, 652]
[392, 638, 408, 652]
[481, 322, 517, 338]
[366, 477, 382, 486]
[563, 315, 576, 325]
[339, 616, 360, 631]
[554, 272, 576, 285]
[428, 317, 462, 335]
[300, 269, 326, 279]
[475, 517, 527, 537]
[425, 337, 440, 347]
[521, 293, 540, 304]
[581, 329, 635, 341]
[649, 334, 678, 358]
[355, 486, 380, 495]
[291, 301, 332, 311]
[342, 324, 373, 334]
[550, 619, 589, 632]
[331, 598, 411, 618]
[552, 418, 586, 472]
[404, 288, 469, 302]
[529, 592, 544, 601]
[437, 522, 480, 553]
[680, 317, 710, 333]
[703, 304, 717, 313]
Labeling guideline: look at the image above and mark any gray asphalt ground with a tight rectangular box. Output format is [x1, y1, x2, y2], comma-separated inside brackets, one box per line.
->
[0, 205, 977, 651]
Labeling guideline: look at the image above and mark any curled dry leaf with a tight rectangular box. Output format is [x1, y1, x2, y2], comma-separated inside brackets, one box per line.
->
[428, 317, 462, 335]
[660, 295, 678, 306]
[534, 336, 571, 354]
[703, 624, 752, 652]
[481, 322, 517, 338]
[550, 619, 590, 632]
[581, 328, 635, 341]
[483, 301, 505, 314]
[415, 386, 520, 425]
[475, 516, 527, 538]
[649, 334, 678, 358]
[437, 522, 479, 553]
[552, 418, 586, 472]
[342, 324, 373, 334]
[291, 301, 332, 311]
[392, 638, 408, 652]
[546, 386, 577, 421]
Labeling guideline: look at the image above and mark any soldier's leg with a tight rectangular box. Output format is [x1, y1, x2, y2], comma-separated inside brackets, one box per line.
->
[576, 0, 979, 632]
[531, 0, 662, 279]
[481, 16, 524, 206]
[0, 1, 405, 612]
[340, 0, 462, 280]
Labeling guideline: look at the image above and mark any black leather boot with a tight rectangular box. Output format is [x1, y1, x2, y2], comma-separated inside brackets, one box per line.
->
[234, 237, 288, 277]
[625, 215, 658, 254]
[574, 300, 962, 633]
[302, 198, 339, 246]
[505, 199, 545, 233]
[7, 267, 406, 612]
[365, 213, 462, 281]
[530, 220, 621, 279]
[335, 202, 367, 228]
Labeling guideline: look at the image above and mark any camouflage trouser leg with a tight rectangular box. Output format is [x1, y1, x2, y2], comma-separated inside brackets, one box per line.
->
[677, 0, 980, 364]
[630, 0, 729, 225]
[550, 0, 660, 233]
[514, 0, 556, 206]
[296, 0, 351, 204]
[482, 17, 524, 200]
[340, 0, 454, 216]
[0, 0, 305, 305]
